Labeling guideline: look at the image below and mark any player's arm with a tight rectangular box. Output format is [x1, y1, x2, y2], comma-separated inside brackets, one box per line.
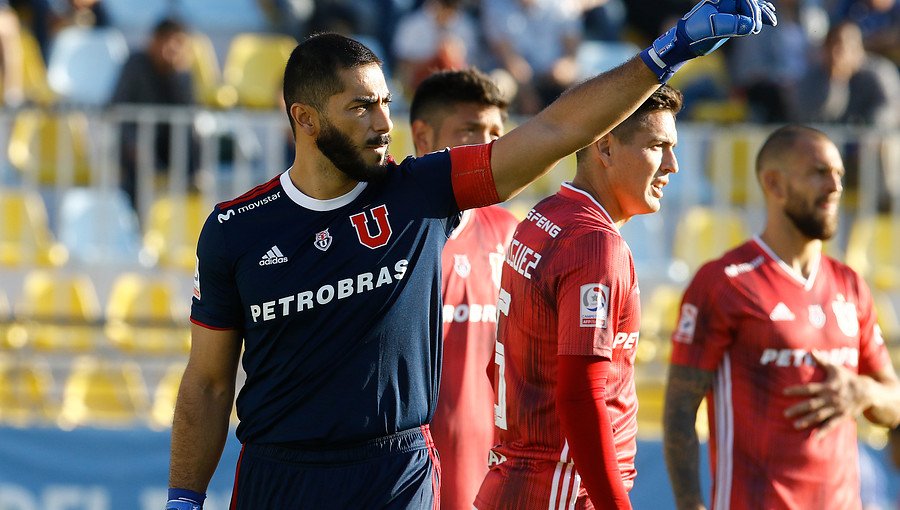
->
[168, 324, 242, 506]
[663, 364, 714, 510]
[487, 0, 776, 201]
[556, 355, 632, 509]
[783, 352, 900, 436]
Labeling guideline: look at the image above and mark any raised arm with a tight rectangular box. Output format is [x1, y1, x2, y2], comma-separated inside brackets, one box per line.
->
[664, 364, 715, 510]
[489, 0, 777, 201]
[168, 325, 243, 505]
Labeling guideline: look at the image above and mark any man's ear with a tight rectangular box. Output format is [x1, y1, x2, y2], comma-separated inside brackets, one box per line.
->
[594, 134, 613, 167]
[411, 119, 435, 157]
[759, 167, 784, 199]
[291, 103, 319, 137]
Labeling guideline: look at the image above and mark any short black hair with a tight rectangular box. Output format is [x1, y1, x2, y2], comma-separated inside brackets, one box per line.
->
[409, 68, 508, 128]
[576, 84, 683, 162]
[152, 17, 187, 37]
[282, 32, 382, 129]
[756, 124, 830, 175]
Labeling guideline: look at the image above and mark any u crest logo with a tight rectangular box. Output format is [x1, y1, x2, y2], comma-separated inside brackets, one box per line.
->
[349, 205, 392, 249]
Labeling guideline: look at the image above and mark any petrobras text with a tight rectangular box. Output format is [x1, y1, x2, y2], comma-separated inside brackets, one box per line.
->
[249, 259, 408, 322]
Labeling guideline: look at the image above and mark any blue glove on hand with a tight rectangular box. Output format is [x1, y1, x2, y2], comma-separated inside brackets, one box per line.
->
[641, 0, 777, 82]
[166, 488, 205, 510]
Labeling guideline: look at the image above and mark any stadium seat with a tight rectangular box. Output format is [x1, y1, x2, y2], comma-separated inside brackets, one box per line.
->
[58, 187, 142, 266]
[638, 283, 685, 363]
[46, 26, 129, 106]
[634, 378, 666, 438]
[0, 291, 10, 350]
[106, 272, 191, 355]
[0, 355, 56, 426]
[219, 33, 296, 109]
[0, 189, 69, 267]
[672, 205, 749, 277]
[705, 131, 766, 206]
[150, 362, 186, 430]
[575, 40, 640, 80]
[142, 193, 211, 272]
[872, 289, 900, 344]
[57, 356, 149, 429]
[8, 270, 102, 352]
[19, 29, 56, 105]
[6, 110, 94, 185]
[845, 214, 900, 291]
[187, 32, 224, 107]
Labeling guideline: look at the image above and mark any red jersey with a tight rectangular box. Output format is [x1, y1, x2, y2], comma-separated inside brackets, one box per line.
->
[476, 183, 641, 510]
[436, 206, 518, 510]
[670, 238, 891, 510]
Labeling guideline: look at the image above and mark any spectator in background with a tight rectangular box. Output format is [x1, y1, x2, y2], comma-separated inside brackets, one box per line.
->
[393, 0, 479, 95]
[793, 21, 900, 127]
[0, 0, 24, 107]
[111, 17, 197, 205]
[481, 0, 582, 114]
[728, 0, 813, 122]
[832, 0, 900, 66]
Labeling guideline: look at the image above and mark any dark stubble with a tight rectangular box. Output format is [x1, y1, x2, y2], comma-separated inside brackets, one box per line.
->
[316, 119, 391, 182]
[784, 185, 839, 240]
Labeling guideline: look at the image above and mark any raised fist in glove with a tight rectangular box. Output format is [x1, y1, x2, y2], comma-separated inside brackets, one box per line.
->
[641, 0, 777, 82]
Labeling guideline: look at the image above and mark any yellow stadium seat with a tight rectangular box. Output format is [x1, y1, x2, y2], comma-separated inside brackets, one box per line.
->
[704, 132, 765, 206]
[635, 378, 666, 439]
[142, 193, 210, 272]
[638, 283, 685, 364]
[150, 362, 186, 430]
[0, 190, 68, 267]
[0, 355, 56, 426]
[872, 290, 899, 344]
[6, 110, 94, 185]
[58, 356, 150, 429]
[8, 270, 102, 352]
[106, 272, 191, 355]
[0, 291, 11, 349]
[220, 33, 296, 109]
[845, 215, 900, 291]
[188, 32, 224, 107]
[672, 205, 749, 277]
[19, 29, 56, 105]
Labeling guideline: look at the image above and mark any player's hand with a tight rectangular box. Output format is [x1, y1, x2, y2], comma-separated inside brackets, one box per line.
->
[782, 350, 873, 439]
[640, 0, 778, 82]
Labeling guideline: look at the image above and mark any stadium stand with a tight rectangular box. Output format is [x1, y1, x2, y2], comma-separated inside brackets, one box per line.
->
[105, 272, 190, 356]
[219, 33, 296, 109]
[149, 361, 186, 430]
[18, 28, 56, 105]
[0, 189, 68, 267]
[187, 31, 225, 108]
[671, 205, 750, 276]
[46, 26, 129, 106]
[846, 214, 900, 292]
[57, 355, 149, 429]
[0, 354, 56, 426]
[7, 110, 93, 185]
[141, 192, 210, 272]
[57, 187, 142, 266]
[8, 269, 102, 352]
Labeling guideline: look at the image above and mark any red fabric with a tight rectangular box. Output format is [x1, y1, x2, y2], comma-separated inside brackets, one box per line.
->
[229, 444, 245, 510]
[449, 142, 499, 210]
[557, 355, 632, 510]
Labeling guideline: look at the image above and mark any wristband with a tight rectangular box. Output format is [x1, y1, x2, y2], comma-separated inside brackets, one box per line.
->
[166, 488, 205, 510]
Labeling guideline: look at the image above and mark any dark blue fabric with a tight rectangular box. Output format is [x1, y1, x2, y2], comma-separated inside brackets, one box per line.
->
[192, 150, 460, 447]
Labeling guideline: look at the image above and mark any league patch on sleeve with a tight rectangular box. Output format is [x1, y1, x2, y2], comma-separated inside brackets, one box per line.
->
[193, 256, 201, 300]
[674, 303, 698, 344]
[580, 283, 609, 328]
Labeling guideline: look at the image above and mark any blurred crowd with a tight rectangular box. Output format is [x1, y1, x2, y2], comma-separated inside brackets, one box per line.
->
[0, 0, 897, 125]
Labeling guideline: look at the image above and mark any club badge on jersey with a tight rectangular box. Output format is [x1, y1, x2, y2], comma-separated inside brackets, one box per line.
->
[314, 228, 332, 252]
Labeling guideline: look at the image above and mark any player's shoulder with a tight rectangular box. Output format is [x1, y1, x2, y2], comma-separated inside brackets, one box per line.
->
[820, 253, 870, 289]
[210, 173, 286, 226]
[690, 240, 762, 286]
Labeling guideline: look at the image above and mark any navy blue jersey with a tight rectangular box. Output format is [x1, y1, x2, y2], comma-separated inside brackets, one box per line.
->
[191, 145, 498, 447]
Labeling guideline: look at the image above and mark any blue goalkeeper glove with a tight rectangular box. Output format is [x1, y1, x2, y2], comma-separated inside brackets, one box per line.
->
[640, 0, 777, 82]
[166, 488, 205, 510]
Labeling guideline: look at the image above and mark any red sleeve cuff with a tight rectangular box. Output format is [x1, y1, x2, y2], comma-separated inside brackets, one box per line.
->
[449, 141, 500, 210]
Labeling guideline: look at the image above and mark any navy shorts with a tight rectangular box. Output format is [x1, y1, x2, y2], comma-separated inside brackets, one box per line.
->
[229, 425, 441, 510]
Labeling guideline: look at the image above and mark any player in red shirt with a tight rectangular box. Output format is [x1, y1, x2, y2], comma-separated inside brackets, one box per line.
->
[475, 85, 683, 510]
[664, 125, 900, 510]
[409, 69, 519, 510]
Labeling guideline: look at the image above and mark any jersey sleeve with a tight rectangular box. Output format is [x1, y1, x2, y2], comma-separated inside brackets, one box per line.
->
[449, 142, 500, 211]
[670, 263, 736, 371]
[852, 271, 892, 375]
[555, 232, 634, 359]
[190, 212, 243, 330]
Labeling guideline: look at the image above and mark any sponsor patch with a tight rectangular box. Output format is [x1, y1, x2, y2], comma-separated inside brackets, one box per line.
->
[314, 229, 332, 252]
[193, 256, 201, 300]
[832, 294, 859, 337]
[580, 283, 609, 328]
[673, 303, 698, 344]
[453, 254, 471, 278]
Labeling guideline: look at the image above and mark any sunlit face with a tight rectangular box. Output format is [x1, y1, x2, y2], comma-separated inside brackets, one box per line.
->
[607, 110, 678, 218]
[317, 63, 393, 182]
[780, 136, 844, 240]
[429, 103, 504, 152]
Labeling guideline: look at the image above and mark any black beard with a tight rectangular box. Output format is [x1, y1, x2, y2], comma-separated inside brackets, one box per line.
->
[784, 196, 838, 240]
[316, 121, 390, 182]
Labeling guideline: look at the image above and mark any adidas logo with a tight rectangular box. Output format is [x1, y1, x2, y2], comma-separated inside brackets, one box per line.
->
[259, 246, 288, 266]
[769, 302, 796, 322]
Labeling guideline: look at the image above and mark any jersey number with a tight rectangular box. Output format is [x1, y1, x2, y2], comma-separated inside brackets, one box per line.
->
[494, 288, 511, 430]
